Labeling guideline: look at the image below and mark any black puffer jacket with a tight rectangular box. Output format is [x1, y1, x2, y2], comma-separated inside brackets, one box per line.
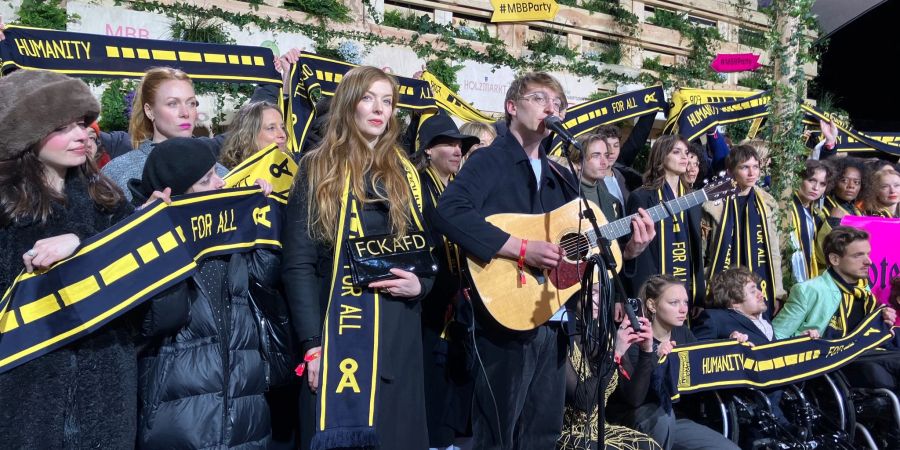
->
[138, 249, 281, 449]
[0, 174, 135, 449]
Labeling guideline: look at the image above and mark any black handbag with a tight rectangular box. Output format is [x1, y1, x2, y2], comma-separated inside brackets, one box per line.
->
[345, 230, 439, 286]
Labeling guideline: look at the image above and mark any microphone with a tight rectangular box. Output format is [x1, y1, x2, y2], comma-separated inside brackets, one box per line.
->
[544, 115, 582, 150]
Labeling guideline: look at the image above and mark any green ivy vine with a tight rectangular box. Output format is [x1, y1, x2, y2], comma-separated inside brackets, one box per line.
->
[645, 8, 724, 85]
[15, 0, 79, 30]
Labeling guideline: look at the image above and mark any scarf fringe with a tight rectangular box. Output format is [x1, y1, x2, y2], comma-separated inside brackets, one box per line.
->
[311, 428, 379, 450]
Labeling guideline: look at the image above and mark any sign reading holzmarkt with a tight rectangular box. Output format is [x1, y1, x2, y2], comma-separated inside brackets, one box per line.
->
[490, 0, 559, 22]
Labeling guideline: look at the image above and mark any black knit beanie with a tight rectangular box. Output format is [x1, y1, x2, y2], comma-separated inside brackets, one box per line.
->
[139, 137, 218, 196]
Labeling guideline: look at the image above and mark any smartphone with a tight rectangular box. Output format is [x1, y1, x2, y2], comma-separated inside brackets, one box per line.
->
[624, 298, 643, 332]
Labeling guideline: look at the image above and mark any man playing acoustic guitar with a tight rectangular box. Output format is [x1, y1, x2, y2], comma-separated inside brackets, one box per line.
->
[432, 72, 656, 449]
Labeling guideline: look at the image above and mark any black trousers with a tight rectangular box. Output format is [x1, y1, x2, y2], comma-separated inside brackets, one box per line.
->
[842, 350, 900, 395]
[471, 323, 567, 450]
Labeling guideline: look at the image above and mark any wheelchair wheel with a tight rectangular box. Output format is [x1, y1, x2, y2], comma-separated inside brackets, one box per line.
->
[673, 391, 738, 442]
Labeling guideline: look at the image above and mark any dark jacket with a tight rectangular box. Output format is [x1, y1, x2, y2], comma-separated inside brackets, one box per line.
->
[138, 250, 281, 449]
[281, 163, 435, 450]
[0, 174, 136, 449]
[432, 132, 578, 263]
[692, 309, 773, 345]
[624, 187, 705, 304]
[431, 132, 579, 334]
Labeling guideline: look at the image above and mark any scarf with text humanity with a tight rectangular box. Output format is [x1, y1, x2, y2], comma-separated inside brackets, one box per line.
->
[658, 309, 894, 402]
[0, 188, 282, 374]
[314, 153, 426, 450]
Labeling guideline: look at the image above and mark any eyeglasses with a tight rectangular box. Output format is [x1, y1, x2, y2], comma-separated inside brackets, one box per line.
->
[520, 92, 564, 112]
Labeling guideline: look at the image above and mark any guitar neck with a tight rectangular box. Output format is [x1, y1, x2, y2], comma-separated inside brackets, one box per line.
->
[589, 189, 709, 244]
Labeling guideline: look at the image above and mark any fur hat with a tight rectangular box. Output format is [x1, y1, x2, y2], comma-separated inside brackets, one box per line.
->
[0, 70, 100, 161]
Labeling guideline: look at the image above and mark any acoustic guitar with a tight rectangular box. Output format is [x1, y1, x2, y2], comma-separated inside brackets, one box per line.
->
[467, 177, 736, 330]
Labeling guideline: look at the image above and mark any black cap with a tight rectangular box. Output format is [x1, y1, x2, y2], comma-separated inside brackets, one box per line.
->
[139, 138, 218, 196]
[417, 113, 479, 155]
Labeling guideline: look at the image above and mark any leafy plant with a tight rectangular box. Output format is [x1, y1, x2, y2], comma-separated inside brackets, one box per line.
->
[15, 0, 76, 30]
[526, 33, 577, 59]
[737, 71, 771, 90]
[739, 27, 766, 49]
[281, 0, 351, 23]
[99, 79, 138, 132]
[425, 59, 463, 92]
[170, 15, 234, 44]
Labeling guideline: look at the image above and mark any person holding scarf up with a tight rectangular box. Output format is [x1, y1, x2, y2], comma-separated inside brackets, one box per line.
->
[0, 69, 135, 448]
[411, 112, 480, 449]
[282, 66, 434, 450]
[703, 145, 784, 319]
[786, 160, 830, 283]
[625, 135, 705, 316]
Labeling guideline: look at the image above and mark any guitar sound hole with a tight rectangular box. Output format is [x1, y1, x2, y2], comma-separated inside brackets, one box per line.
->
[559, 233, 590, 261]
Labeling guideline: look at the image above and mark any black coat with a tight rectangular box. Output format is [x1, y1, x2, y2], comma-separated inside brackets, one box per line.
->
[692, 308, 773, 345]
[0, 174, 135, 449]
[281, 164, 435, 450]
[623, 187, 705, 304]
[137, 249, 281, 449]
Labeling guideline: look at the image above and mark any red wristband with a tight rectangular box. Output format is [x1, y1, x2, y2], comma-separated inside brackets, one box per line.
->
[614, 353, 631, 380]
[517, 239, 528, 285]
[295, 351, 321, 377]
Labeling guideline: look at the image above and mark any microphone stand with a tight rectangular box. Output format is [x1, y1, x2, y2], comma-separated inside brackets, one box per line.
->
[558, 138, 634, 449]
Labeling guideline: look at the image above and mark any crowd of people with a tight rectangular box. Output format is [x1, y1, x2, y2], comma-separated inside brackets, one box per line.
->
[2, 21, 900, 450]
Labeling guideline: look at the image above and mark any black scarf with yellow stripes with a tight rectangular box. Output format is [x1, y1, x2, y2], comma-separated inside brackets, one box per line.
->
[822, 194, 862, 218]
[790, 193, 819, 280]
[708, 188, 776, 318]
[658, 182, 699, 308]
[825, 268, 879, 338]
[314, 154, 425, 450]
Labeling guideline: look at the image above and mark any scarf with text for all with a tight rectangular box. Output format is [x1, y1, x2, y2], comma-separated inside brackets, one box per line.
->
[658, 309, 894, 402]
[658, 182, 699, 309]
[421, 71, 495, 124]
[708, 188, 776, 318]
[0, 188, 282, 374]
[790, 193, 820, 280]
[314, 153, 425, 450]
[549, 85, 666, 156]
[826, 269, 880, 338]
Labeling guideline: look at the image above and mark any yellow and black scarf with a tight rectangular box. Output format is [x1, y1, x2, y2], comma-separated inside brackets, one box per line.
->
[790, 193, 819, 280]
[825, 269, 879, 338]
[314, 154, 425, 449]
[658, 183, 699, 308]
[422, 167, 461, 275]
[866, 207, 898, 219]
[822, 194, 862, 218]
[708, 188, 776, 318]
[0, 188, 282, 374]
[658, 309, 893, 401]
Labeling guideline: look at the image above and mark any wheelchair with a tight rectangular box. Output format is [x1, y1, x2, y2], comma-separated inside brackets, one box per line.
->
[674, 370, 899, 449]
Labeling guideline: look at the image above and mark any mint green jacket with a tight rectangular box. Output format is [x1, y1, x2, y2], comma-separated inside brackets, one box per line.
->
[772, 271, 851, 339]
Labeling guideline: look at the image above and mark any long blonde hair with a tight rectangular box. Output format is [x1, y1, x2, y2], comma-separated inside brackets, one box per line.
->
[129, 67, 193, 148]
[302, 66, 411, 244]
[863, 167, 900, 215]
[220, 101, 281, 169]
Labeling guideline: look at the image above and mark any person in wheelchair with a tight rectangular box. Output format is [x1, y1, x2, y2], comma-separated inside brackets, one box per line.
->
[693, 268, 795, 433]
[773, 226, 899, 395]
[607, 275, 739, 450]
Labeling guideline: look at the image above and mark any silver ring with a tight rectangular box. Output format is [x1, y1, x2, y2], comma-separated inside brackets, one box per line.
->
[26, 249, 36, 257]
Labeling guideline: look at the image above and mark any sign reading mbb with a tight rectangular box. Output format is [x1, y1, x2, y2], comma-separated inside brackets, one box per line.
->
[710, 53, 762, 73]
[490, 0, 559, 22]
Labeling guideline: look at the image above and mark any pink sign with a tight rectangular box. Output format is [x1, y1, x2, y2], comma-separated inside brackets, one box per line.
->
[841, 215, 900, 322]
[710, 53, 762, 72]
